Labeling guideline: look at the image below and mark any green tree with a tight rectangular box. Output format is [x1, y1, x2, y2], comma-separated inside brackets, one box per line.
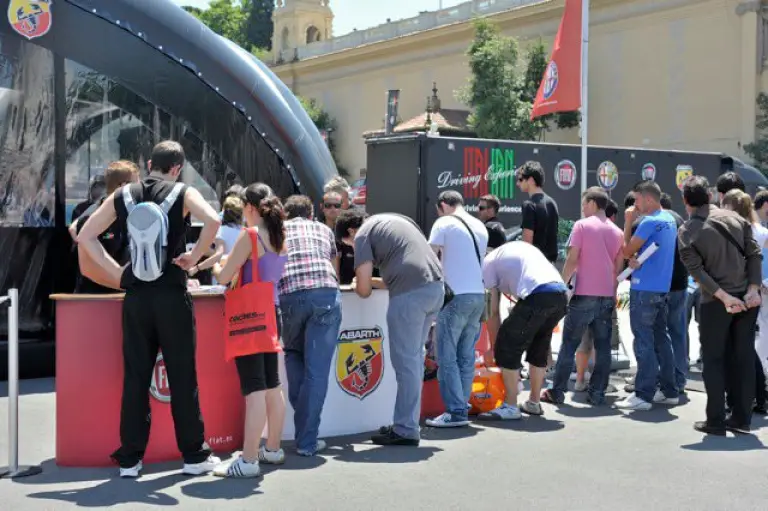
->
[457, 19, 533, 140]
[245, 0, 274, 51]
[182, 0, 272, 56]
[298, 96, 349, 178]
[744, 92, 768, 174]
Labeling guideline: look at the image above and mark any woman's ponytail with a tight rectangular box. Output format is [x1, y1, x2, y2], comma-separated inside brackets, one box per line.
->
[258, 196, 286, 252]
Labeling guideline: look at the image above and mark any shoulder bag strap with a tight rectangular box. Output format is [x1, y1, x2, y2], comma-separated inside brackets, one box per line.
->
[692, 214, 746, 258]
[452, 215, 482, 266]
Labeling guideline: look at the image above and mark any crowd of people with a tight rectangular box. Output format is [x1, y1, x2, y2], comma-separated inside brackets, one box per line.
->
[72, 140, 768, 480]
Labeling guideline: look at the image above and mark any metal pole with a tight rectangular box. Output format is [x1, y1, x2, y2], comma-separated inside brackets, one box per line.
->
[0, 289, 42, 479]
[579, 0, 590, 198]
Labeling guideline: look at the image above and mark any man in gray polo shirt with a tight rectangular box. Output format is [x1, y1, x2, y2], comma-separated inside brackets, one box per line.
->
[336, 210, 445, 446]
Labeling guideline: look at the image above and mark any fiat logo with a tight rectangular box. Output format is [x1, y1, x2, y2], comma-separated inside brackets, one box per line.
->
[149, 352, 171, 403]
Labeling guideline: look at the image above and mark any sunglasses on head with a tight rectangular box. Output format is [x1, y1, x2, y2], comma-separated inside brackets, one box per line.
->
[324, 202, 341, 209]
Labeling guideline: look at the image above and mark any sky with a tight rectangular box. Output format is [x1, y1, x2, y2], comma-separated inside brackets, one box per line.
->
[173, 0, 466, 38]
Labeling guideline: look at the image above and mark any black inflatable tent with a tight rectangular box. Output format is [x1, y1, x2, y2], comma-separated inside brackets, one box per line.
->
[0, 0, 338, 376]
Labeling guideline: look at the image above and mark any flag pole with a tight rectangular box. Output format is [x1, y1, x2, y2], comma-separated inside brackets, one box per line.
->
[579, 0, 589, 196]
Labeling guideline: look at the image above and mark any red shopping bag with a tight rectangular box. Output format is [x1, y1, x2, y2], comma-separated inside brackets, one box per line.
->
[223, 228, 280, 361]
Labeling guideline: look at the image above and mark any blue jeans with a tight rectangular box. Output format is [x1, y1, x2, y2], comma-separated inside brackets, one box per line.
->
[667, 289, 688, 392]
[436, 293, 485, 420]
[551, 296, 615, 404]
[387, 282, 444, 440]
[629, 290, 677, 403]
[281, 288, 342, 453]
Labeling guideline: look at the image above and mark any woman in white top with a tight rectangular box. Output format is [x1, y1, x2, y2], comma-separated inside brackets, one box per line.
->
[217, 195, 245, 254]
[188, 195, 244, 280]
[720, 189, 768, 414]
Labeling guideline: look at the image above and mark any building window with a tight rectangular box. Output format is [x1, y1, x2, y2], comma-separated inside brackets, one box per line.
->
[0, 35, 56, 227]
[281, 27, 290, 50]
[306, 25, 320, 44]
[65, 60, 227, 225]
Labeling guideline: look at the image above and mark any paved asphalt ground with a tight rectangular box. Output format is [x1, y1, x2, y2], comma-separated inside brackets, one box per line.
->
[1, 311, 767, 510]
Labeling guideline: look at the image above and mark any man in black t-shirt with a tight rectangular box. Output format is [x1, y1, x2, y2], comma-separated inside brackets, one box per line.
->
[70, 161, 139, 294]
[661, 192, 690, 395]
[77, 141, 222, 478]
[478, 194, 507, 252]
[517, 161, 559, 263]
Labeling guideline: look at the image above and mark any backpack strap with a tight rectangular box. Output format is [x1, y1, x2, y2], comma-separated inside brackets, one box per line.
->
[121, 184, 136, 214]
[160, 183, 185, 214]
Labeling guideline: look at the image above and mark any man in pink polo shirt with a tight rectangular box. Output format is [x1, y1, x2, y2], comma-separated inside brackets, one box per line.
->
[542, 187, 624, 406]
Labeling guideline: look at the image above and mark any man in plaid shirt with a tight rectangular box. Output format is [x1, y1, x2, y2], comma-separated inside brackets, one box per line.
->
[278, 195, 342, 457]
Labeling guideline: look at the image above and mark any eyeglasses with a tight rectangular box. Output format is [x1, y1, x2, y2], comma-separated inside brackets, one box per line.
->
[324, 203, 341, 209]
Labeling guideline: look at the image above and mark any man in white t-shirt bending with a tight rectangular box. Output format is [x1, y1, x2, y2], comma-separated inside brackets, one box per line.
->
[426, 191, 489, 428]
[481, 242, 568, 419]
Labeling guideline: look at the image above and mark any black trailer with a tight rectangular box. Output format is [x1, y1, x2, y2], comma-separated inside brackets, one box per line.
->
[0, 0, 338, 378]
[366, 134, 768, 235]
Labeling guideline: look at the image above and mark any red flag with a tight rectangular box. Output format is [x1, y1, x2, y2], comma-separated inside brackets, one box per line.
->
[531, 0, 583, 120]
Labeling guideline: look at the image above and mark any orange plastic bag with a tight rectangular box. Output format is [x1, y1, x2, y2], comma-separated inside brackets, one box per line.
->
[224, 228, 279, 361]
[469, 366, 506, 414]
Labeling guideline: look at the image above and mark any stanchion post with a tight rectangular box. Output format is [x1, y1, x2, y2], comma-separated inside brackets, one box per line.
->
[0, 288, 42, 479]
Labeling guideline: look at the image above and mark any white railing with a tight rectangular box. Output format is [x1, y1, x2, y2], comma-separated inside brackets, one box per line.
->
[275, 0, 545, 63]
[0, 289, 42, 480]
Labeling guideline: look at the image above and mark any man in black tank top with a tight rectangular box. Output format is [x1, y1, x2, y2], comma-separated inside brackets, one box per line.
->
[77, 141, 222, 478]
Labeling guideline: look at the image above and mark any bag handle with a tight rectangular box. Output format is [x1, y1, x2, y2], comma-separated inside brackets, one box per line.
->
[233, 227, 262, 290]
[692, 214, 746, 258]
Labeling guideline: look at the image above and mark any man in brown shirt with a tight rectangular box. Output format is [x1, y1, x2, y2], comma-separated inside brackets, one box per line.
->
[678, 176, 762, 435]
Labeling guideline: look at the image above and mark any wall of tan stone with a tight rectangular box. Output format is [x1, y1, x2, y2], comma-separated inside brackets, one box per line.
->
[274, 0, 762, 179]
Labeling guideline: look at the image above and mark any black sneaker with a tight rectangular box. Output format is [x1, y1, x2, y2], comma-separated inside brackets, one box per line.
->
[753, 404, 768, 415]
[371, 427, 419, 446]
[693, 421, 726, 436]
[725, 419, 751, 435]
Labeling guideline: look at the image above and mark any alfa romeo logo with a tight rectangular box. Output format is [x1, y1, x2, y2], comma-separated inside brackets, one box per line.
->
[543, 61, 559, 100]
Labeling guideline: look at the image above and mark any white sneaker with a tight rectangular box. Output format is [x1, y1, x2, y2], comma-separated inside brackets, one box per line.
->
[258, 446, 285, 465]
[119, 461, 142, 478]
[652, 390, 680, 406]
[570, 371, 591, 382]
[297, 439, 328, 457]
[616, 393, 652, 411]
[426, 412, 470, 428]
[213, 455, 261, 478]
[479, 403, 522, 420]
[574, 380, 588, 392]
[520, 400, 543, 416]
[183, 454, 222, 475]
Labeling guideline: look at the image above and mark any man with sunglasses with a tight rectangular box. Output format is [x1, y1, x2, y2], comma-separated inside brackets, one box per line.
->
[322, 191, 355, 285]
[322, 192, 343, 229]
[478, 194, 507, 252]
[516, 161, 559, 264]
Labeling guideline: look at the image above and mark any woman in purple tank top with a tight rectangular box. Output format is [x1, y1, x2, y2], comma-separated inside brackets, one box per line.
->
[212, 183, 288, 478]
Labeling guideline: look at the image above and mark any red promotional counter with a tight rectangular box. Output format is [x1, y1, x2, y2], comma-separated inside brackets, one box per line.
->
[52, 291, 244, 467]
[52, 288, 491, 467]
